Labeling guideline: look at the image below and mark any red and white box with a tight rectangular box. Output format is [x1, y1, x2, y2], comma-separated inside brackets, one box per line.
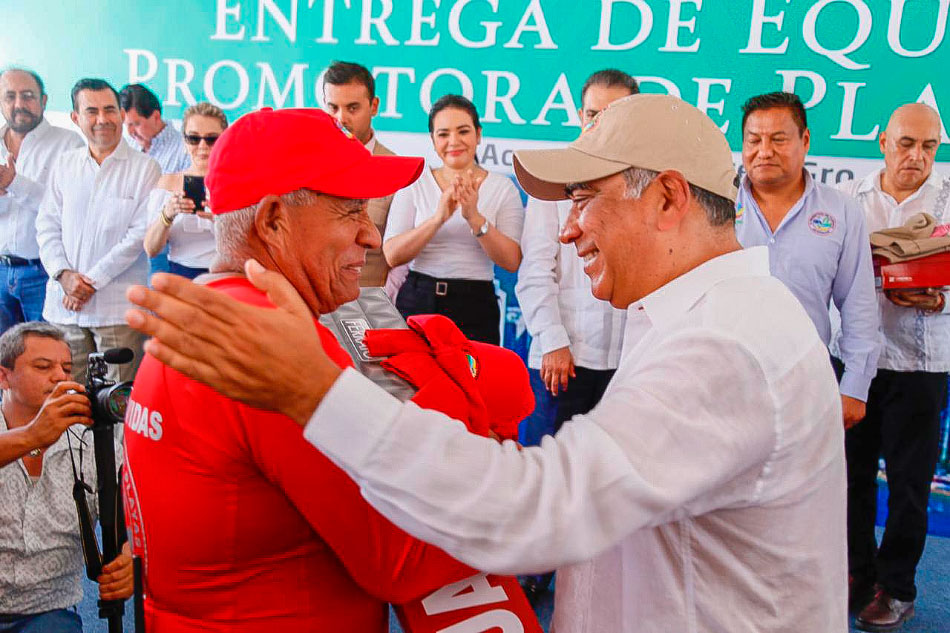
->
[874, 252, 950, 290]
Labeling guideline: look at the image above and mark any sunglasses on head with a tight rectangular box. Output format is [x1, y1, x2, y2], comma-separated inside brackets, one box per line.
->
[183, 134, 219, 146]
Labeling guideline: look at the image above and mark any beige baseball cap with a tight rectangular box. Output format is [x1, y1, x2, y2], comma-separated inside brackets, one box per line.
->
[513, 93, 739, 202]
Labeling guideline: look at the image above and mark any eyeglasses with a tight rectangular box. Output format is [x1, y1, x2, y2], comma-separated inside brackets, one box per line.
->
[183, 134, 219, 146]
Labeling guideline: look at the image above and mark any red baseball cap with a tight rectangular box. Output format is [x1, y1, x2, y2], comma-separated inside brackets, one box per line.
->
[206, 107, 424, 214]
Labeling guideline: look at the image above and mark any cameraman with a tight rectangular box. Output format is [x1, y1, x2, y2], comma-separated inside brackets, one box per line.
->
[0, 322, 132, 631]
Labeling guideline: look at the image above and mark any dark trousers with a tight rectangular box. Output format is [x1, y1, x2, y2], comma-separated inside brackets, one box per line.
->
[167, 260, 208, 280]
[845, 367, 946, 601]
[396, 270, 500, 345]
[520, 367, 615, 446]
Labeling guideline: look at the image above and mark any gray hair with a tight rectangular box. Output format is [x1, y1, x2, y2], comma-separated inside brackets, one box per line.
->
[0, 322, 67, 369]
[621, 167, 736, 227]
[213, 188, 322, 271]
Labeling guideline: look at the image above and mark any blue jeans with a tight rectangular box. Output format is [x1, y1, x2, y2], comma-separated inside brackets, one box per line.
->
[0, 261, 48, 333]
[0, 608, 82, 633]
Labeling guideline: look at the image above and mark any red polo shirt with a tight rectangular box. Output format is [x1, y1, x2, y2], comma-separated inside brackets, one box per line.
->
[123, 277, 474, 632]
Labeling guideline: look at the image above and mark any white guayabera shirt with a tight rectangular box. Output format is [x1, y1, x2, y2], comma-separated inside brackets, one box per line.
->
[304, 246, 849, 633]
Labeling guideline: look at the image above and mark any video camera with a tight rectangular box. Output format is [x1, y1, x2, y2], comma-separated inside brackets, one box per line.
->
[73, 348, 141, 633]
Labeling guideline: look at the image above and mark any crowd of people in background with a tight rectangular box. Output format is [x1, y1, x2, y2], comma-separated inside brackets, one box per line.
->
[0, 57, 946, 633]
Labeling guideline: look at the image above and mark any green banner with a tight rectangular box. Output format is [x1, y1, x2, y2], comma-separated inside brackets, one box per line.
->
[2, 0, 947, 163]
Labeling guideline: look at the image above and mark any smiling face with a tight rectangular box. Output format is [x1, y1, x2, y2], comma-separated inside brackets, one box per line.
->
[323, 80, 379, 145]
[71, 88, 123, 154]
[431, 107, 481, 170]
[183, 114, 226, 173]
[0, 70, 46, 135]
[264, 193, 381, 315]
[560, 171, 653, 308]
[742, 107, 810, 190]
[0, 335, 72, 412]
[880, 104, 941, 196]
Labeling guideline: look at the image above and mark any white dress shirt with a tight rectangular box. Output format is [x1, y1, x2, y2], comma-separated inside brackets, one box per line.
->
[36, 140, 160, 326]
[304, 246, 848, 633]
[516, 197, 625, 370]
[0, 409, 107, 614]
[147, 189, 215, 268]
[838, 169, 950, 372]
[0, 119, 84, 259]
[384, 167, 524, 281]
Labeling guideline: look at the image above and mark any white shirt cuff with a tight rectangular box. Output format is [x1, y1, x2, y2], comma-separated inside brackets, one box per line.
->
[303, 367, 402, 468]
[538, 325, 571, 355]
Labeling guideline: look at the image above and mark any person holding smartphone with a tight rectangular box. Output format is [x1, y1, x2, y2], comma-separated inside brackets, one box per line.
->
[143, 103, 228, 279]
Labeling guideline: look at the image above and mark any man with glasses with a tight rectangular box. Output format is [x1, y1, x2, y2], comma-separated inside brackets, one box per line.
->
[0, 68, 84, 333]
[36, 78, 160, 383]
[0, 322, 132, 633]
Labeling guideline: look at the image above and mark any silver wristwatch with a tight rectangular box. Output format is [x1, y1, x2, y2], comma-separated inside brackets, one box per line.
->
[473, 220, 490, 238]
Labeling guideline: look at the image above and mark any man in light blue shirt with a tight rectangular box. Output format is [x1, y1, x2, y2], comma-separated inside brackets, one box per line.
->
[735, 91, 880, 428]
[118, 84, 189, 175]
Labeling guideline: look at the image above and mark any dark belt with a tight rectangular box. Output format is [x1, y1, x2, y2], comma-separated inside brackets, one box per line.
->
[407, 270, 494, 297]
[0, 255, 41, 266]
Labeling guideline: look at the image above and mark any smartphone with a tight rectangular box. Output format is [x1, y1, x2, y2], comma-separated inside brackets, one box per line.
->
[182, 175, 206, 211]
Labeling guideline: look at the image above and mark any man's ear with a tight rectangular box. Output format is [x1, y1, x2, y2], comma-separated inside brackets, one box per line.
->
[70, 110, 79, 127]
[654, 170, 691, 232]
[0, 366, 12, 392]
[252, 195, 292, 252]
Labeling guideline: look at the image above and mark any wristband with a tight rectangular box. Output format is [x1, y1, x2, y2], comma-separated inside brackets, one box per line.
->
[160, 209, 173, 227]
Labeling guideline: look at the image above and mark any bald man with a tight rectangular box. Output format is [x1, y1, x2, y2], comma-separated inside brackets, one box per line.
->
[839, 103, 947, 632]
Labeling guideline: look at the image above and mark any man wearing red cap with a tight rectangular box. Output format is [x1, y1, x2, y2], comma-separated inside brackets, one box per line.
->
[122, 107, 536, 632]
[126, 95, 848, 632]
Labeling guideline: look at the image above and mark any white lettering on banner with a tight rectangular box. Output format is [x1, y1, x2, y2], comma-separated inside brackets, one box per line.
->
[213, 0, 247, 40]
[204, 59, 251, 109]
[531, 73, 580, 127]
[636, 76, 682, 97]
[776, 69, 826, 109]
[916, 84, 950, 143]
[660, 0, 702, 52]
[593, 0, 654, 51]
[420, 68, 474, 111]
[374, 67, 416, 118]
[802, 0, 872, 70]
[408, 0, 442, 46]
[252, 0, 298, 42]
[125, 49, 159, 84]
[422, 573, 508, 615]
[832, 82, 880, 140]
[503, 0, 556, 49]
[165, 59, 198, 107]
[256, 62, 306, 108]
[483, 71, 526, 124]
[313, 68, 327, 107]
[314, 0, 353, 44]
[694, 77, 732, 133]
[357, 0, 400, 45]
[739, 0, 789, 54]
[888, 0, 949, 57]
[448, 0, 502, 48]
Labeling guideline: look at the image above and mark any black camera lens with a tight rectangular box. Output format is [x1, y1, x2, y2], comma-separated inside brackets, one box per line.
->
[96, 382, 133, 425]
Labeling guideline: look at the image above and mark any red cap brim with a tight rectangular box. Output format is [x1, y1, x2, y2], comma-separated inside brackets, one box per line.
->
[318, 153, 425, 199]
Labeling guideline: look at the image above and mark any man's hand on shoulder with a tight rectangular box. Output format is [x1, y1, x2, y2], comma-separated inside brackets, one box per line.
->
[842, 394, 866, 430]
[98, 542, 134, 601]
[26, 381, 92, 449]
[541, 346, 575, 397]
[124, 260, 341, 426]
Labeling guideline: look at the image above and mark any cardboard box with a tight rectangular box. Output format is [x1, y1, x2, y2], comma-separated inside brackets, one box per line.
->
[874, 252, 950, 290]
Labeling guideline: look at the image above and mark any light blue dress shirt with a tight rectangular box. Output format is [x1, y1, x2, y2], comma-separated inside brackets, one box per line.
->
[127, 120, 190, 175]
[735, 171, 881, 400]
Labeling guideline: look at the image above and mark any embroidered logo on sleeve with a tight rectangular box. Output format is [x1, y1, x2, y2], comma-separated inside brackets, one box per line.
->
[808, 212, 836, 235]
[734, 203, 745, 225]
